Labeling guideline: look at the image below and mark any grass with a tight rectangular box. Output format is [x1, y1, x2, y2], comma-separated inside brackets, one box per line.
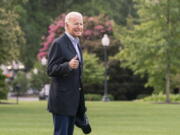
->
[0, 100, 180, 135]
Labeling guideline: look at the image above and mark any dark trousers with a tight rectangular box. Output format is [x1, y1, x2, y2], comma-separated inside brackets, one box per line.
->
[53, 114, 75, 135]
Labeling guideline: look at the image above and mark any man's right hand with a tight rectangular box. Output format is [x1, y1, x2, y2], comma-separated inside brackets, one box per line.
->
[69, 55, 79, 69]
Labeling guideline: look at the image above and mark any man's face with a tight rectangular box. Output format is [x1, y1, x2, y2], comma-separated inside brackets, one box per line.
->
[66, 16, 83, 37]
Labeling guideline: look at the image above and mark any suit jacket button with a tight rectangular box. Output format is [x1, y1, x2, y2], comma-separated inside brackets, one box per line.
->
[79, 88, 82, 91]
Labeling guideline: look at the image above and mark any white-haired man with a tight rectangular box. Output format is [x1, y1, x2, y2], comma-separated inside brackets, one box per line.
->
[47, 11, 87, 135]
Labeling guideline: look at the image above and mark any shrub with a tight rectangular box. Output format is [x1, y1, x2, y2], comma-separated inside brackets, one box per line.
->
[143, 93, 180, 102]
[0, 70, 8, 100]
[83, 51, 105, 94]
[85, 94, 102, 101]
[85, 93, 114, 101]
[11, 71, 29, 95]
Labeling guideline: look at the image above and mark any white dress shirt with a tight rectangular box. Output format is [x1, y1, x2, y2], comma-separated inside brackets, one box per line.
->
[65, 32, 81, 62]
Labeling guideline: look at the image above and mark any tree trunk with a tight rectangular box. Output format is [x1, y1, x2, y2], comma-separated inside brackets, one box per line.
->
[165, 0, 171, 103]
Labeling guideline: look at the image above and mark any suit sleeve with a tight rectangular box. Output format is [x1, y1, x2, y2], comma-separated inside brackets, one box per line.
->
[47, 41, 72, 77]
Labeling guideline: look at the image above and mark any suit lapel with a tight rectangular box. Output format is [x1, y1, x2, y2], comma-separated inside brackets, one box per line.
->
[77, 43, 83, 64]
[63, 34, 77, 56]
[63, 34, 83, 65]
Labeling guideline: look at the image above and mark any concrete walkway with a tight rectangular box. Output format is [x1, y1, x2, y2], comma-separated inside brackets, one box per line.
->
[8, 96, 39, 101]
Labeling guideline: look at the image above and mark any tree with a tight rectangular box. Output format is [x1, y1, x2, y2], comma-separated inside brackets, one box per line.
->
[108, 59, 153, 100]
[0, 8, 25, 64]
[115, 0, 180, 102]
[0, 70, 8, 100]
[74, 0, 137, 25]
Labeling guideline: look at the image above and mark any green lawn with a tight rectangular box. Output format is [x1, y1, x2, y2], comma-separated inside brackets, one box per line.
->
[0, 100, 180, 135]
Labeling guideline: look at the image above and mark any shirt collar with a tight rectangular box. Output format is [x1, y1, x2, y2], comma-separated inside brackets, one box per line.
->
[65, 32, 79, 45]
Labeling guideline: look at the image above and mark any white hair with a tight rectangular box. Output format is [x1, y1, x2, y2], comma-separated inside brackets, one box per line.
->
[65, 11, 83, 24]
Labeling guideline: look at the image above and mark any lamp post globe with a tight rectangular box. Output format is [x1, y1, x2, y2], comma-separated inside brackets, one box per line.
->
[41, 57, 47, 66]
[101, 34, 110, 47]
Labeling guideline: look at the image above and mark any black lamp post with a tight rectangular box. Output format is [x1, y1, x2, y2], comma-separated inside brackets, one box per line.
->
[15, 84, 20, 104]
[101, 34, 110, 102]
[11, 61, 25, 104]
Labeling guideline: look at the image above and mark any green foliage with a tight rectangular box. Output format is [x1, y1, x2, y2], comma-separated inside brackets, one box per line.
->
[115, 0, 180, 93]
[0, 70, 8, 100]
[85, 94, 102, 101]
[0, 8, 25, 64]
[83, 51, 105, 93]
[172, 74, 180, 89]
[74, 0, 137, 25]
[108, 59, 153, 100]
[29, 61, 50, 91]
[11, 71, 29, 94]
[143, 93, 180, 103]
[85, 94, 114, 101]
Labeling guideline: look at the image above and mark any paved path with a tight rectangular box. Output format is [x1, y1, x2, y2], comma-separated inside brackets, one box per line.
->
[8, 96, 39, 101]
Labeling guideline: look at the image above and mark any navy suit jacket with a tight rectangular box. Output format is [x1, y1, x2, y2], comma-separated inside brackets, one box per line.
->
[47, 34, 85, 116]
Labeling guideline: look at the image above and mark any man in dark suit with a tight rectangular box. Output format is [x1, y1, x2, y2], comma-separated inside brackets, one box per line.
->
[47, 11, 86, 135]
